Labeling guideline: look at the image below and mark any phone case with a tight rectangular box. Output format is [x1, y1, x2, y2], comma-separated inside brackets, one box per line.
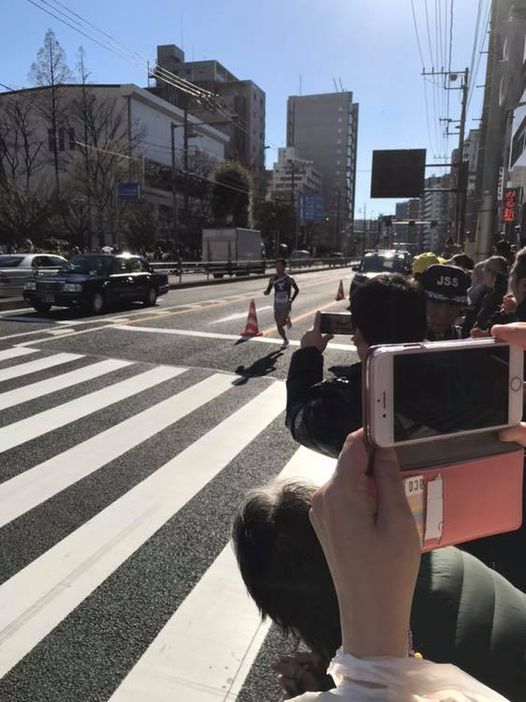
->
[395, 433, 524, 552]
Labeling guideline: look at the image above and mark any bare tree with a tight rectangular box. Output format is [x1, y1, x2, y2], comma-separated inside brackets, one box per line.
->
[28, 29, 73, 196]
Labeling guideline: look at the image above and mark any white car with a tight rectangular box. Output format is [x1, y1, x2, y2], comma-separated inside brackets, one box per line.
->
[0, 253, 68, 297]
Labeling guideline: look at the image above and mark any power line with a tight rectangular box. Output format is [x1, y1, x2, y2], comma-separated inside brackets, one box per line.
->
[467, 0, 490, 112]
[424, 0, 436, 66]
[410, 0, 427, 68]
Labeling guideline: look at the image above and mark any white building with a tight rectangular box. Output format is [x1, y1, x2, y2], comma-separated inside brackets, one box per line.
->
[270, 147, 322, 204]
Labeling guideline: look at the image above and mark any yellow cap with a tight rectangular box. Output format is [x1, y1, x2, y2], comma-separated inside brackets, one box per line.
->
[412, 252, 440, 275]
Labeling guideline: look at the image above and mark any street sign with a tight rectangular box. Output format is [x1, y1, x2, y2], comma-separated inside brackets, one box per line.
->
[371, 149, 426, 198]
[502, 188, 521, 223]
[297, 194, 324, 222]
[117, 183, 141, 202]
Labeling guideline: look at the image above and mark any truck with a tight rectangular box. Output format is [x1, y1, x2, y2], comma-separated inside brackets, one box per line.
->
[202, 228, 266, 278]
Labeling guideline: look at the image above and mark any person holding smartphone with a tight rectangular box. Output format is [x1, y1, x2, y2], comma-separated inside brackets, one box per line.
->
[264, 258, 299, 349]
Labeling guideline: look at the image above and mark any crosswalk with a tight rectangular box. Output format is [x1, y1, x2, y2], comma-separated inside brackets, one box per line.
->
[0, 345, 335, 701]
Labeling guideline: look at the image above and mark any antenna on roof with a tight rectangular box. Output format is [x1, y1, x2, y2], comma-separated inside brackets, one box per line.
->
[339, 77, 344, 92]
[333, 78, 338, 92]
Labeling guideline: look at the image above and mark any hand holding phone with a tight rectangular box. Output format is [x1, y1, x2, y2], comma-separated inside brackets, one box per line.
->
[319, 312, 353, 336]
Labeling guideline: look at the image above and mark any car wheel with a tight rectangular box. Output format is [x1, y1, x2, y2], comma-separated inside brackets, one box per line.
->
[89, 292, 105, 315]
[33, 302, 51, 314]
[144, 286, 158, 306]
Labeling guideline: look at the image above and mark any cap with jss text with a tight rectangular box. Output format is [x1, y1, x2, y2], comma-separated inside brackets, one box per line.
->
[421, 264, 470, 304]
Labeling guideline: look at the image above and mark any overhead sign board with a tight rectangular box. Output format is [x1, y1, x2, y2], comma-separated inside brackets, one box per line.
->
[117, 182, 141, 202]
[502, 188, 522, 223]
[297, 194, 324, 222]
[371, 149, 426, 198]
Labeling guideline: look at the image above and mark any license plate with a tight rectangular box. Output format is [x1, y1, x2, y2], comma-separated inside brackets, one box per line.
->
[42, 294, 54, 303]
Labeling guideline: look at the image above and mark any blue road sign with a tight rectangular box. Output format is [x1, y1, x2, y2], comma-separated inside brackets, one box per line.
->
[297, 194, 324, 222]
[117, 183, 141, 202]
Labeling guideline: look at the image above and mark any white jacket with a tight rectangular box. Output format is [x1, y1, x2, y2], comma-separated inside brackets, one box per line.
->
[289, 650, 509, 702]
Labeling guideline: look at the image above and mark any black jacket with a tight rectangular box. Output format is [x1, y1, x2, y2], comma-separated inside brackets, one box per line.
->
[286, 347, 362, 458]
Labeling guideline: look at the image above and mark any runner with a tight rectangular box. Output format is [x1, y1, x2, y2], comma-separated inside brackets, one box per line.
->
[264, 259, 299, 349]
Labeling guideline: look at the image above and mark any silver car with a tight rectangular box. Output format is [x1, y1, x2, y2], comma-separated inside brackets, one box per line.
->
[0, 253, 68, 297]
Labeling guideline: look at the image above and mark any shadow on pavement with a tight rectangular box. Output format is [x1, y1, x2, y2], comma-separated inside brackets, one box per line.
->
[232, 350, 284, 385]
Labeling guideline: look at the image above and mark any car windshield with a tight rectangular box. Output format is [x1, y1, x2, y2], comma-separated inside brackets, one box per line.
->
[359, 255, 405, 273]
[0, 256, 24, 268]
[61, 255, 112, 276]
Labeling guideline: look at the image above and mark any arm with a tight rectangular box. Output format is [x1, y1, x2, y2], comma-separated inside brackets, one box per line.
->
[290, 277, 299, 303]
[264, 276, 274, 296]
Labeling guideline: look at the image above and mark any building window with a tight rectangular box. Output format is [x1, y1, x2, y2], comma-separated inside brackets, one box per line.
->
[69, 128, 76, 150]
[511, 115, 526, 165]
[48, 129, 56, 153]
[58, 128, 65, 152]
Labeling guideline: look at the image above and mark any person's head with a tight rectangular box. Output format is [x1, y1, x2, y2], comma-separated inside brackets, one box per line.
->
[483, 255, 508, 290]
[275, 258, 286, 276]
[509, 247, 526, 303]
[232, 480, 340, 660]
[448, 253, 474, 272]
[350, 274, 426, 361]
[495, 238, 512, 261]
[421, 264, 470, 336]
[412, 252, 441, 281]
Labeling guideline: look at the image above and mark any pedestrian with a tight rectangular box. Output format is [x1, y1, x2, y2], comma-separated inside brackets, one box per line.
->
[286, 274, 426, 457]
[421, 264, 470, 340]
[469, 256, 509, 336]
[264, 258, 299, 350]
[501, 247, 526, 322]
[411, 251, 442, 284]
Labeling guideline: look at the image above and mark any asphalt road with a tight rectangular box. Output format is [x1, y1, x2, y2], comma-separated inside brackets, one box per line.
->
[0, 266, 357, 702]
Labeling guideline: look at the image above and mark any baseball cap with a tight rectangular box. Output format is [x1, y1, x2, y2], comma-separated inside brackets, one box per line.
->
[412, 252, 441, 276]
[421, 264, 469, 304]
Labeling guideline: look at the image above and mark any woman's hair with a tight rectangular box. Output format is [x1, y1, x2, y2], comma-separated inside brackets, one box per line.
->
[449, 253, 474, 271]
[509, 247, 526, 299]
[484, 255, 508, 278]
[232, 480, 341, 659]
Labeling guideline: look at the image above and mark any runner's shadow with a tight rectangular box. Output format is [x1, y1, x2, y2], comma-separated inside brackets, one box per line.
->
[233, 350, 284, 385]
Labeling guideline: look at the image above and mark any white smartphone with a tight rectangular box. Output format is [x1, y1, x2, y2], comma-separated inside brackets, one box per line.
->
[365, 338, 524, 448]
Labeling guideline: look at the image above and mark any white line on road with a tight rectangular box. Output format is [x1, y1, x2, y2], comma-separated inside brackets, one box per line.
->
[0, 365, 183, 453]
[108, 445, 335, 702]
[0, 347, 36, 362]
[209, 306, 272, 325]
[111, 324, 357, 351]
[0, 352, 82, 384]
[0, 372, 234, 527]
[0, 358, 130, 412]
[0, 382, 285, 679]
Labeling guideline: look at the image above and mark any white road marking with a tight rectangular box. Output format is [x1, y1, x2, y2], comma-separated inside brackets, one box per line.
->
[0, 365, 183, 453]
[0, 372, 235, 528]
[0, 352, 82, 384]
[209, 306, 272, 325]
[0, 347, 36, 362]
[0, 382, 285, 679]
[0, 358, 130, 413]
[111, 324, 357, 351]
[109, 445, 335, 702]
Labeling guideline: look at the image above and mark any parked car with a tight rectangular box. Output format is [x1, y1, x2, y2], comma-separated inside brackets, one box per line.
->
[350, 250, 411, 297]
[0, 253, 68, 297]
[23, 253, 169, 314]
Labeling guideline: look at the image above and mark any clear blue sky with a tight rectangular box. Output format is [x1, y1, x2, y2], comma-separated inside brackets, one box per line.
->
[3, 0, 488, 218]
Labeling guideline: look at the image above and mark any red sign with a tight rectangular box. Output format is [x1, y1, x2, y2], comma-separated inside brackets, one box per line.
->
[503, 188, 518, 222]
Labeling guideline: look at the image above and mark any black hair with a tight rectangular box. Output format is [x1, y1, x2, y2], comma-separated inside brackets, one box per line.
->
[232, 481, 340, 660]
[350, 273, 427, 346]
[449, 253, 474, 271]
[276, 258, 287, 267]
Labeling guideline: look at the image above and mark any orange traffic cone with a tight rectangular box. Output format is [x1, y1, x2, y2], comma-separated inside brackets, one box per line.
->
[335, 280, 345, 301]
[241, 299, 262, 337]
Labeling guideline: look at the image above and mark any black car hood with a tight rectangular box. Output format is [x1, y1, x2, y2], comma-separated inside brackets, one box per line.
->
[37, 273, 93, 284]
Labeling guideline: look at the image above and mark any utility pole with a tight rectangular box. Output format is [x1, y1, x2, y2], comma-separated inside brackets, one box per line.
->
[183, 103, 189, 226]
[335, 189, 341, 250]
[423, 66, 470, 245]
[170, 122, 178, 236]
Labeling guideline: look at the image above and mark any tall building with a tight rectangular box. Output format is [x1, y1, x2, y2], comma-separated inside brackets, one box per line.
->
[270, 147, 322, 204]
[286, 92, 359, 250]
[395, 199, 423, 246]
[153, 44, 266, 194]
[422, 174, 454, 252]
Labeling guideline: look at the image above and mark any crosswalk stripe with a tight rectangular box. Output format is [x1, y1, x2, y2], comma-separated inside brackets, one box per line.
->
[0, 381, 285, 679]
[0, 352, 82, 383]
[0, 358, 131, 412]
[0, 365, 184, 453]
[0, 347, 36, 362]
[108, 446, 336, 702]
[0, 372, 235, 528]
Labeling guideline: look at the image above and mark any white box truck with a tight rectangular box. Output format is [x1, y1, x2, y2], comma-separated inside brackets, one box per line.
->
[202, 228, 266, 278]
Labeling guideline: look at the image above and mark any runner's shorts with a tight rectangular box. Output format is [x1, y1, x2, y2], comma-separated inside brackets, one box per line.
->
[274, 303, 291, 327]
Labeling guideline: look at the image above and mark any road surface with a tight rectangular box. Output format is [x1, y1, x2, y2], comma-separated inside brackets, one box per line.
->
[0, 266, 357, 702]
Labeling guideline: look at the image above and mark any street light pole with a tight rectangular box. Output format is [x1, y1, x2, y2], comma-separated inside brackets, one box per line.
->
[183, 102, 189, 226]
[170, 122, 178, 235]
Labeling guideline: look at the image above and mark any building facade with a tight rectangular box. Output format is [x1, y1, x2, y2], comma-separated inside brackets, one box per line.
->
[153, 44, 266, 196]
[395, 198, 423, 247]
[422, 174, 454, 252]
[286, 91, 359, 250]
[269, 147, 322, 203]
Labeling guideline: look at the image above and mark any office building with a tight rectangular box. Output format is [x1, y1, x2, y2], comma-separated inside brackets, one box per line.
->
[286, 91, 359, 250]
[270, 147, 322, 204]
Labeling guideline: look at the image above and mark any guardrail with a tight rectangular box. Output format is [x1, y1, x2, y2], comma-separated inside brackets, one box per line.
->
[150, 257, 357, 285]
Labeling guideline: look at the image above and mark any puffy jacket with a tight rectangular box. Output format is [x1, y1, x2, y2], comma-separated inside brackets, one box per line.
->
[286, 347, 362, 458]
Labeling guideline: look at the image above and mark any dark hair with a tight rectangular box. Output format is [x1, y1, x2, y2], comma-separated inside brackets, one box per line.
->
[350, 274, 426, 346]
[232, 481, 340, 659]
[276, 258, 287, 267]
[510, 246, 526, 298]
[496, 239, 512, 257]
[449, 253, 474, 271]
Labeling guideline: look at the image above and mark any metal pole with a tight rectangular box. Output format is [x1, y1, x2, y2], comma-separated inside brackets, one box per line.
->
[170, 122, 178, 235]
[183, 104, 189, 225]
[455, 67, 469, 243]
[290, 159, 297, 251]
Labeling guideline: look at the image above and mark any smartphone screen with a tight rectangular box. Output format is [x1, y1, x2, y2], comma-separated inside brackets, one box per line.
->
[319, 313, 353, 335]
[393, 345, 511, 442]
